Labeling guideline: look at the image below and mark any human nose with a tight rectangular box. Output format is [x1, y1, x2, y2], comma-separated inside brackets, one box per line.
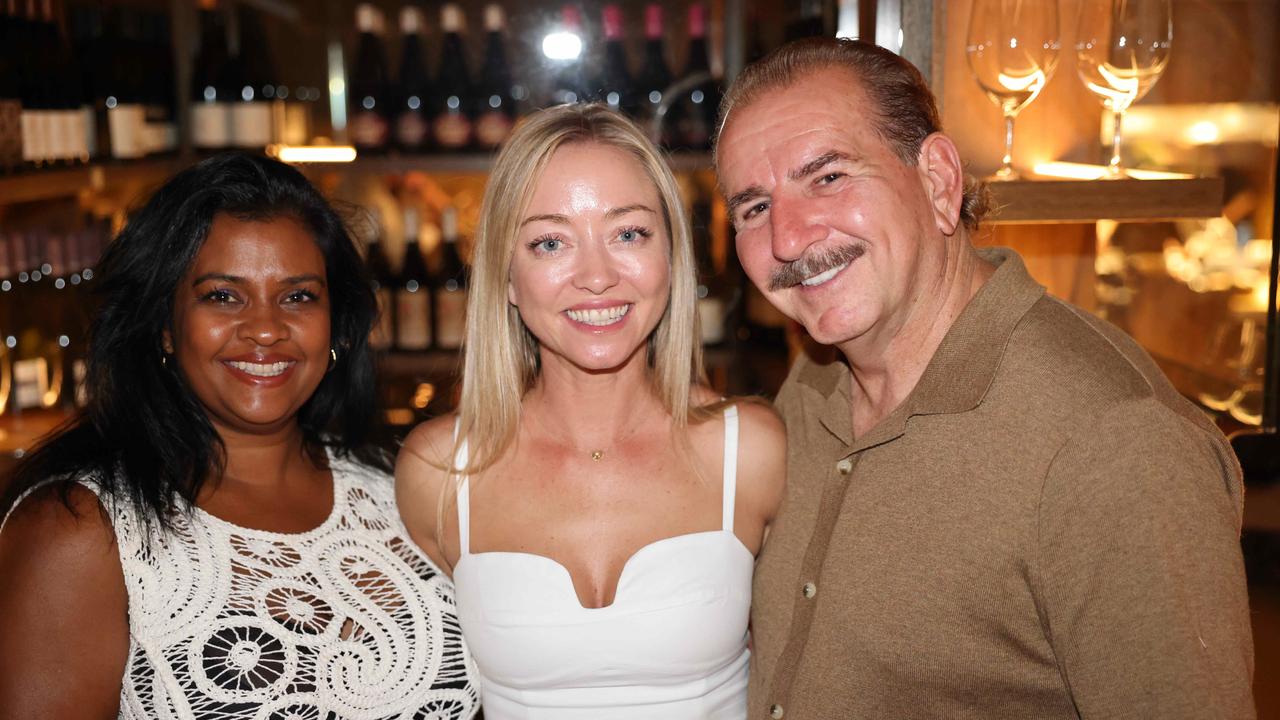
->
[769, 195, 828, 263]
[571, 238, 621, 294]
[237, 299, 290, 345]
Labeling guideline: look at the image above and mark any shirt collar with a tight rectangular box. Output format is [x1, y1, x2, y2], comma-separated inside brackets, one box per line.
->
[795, 247, 1046, 449]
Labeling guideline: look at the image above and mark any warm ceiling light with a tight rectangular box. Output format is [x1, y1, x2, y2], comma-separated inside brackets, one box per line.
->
[268, 144, 358, 163]
[1032, 161, 1192, 180]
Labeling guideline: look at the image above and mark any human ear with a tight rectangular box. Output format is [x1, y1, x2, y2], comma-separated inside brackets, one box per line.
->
[917, 133, 964, 237]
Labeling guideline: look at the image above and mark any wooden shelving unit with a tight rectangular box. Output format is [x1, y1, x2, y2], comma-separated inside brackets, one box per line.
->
[338, 151, 714, 176]
[0, 159, 190, 206]
[985, 176, 1225, 224]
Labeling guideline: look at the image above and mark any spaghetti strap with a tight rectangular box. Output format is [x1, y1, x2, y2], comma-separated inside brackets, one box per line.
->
[452, 418, 471, 556]
[721, 405, 739, 533]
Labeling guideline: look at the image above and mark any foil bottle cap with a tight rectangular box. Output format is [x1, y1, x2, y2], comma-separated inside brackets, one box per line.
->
[645, 4, 663, 39]
[688, 3, 706, 39]
[484, 4, 504, 32]
[441, 3, 465, 33]
[400, 6, 423, 35]
[602, 5, 624, 40]
[560, 4, 582, 30]
[441, 207, 459, 241]
[355, 3, 377, 33]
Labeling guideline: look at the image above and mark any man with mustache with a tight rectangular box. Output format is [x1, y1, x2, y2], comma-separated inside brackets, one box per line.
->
[715, 37, 1255, 719]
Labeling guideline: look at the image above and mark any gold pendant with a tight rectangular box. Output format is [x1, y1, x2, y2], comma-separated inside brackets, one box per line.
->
[590, 450, 604, 461]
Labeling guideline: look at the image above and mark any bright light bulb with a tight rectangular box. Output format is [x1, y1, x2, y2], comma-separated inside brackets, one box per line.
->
[542, 31, 582, 61]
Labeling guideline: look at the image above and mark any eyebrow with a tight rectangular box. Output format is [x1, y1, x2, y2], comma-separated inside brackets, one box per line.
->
[191, 273, 326, 286]
[788, 150, 852, 181]
[520, 205, 657, 226]
[726, 185, 768, 216]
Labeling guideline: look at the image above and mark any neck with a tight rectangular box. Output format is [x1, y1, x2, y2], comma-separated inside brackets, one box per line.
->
[836, 237, 994, 437]
[214, 421, 316, 487]
[524, 344, 666, 449]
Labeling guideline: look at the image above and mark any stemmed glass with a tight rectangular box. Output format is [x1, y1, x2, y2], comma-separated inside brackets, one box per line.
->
[966, 0, 1060, 181]
[1075, 0, 1172, 178]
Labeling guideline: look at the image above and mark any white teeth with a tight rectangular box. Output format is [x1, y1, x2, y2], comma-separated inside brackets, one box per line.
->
[801, 262, 849, 287]
[228, 360, 294, 377]
[565, 304, 632, 326]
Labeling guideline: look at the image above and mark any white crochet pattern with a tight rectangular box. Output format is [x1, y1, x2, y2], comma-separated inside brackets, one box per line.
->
[87, 453, 479, 720]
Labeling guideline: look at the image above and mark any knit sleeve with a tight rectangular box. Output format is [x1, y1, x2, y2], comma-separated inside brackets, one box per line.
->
[1033, 397, 1254, 719]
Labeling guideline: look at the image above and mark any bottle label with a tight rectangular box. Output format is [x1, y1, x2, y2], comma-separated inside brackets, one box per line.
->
[697, 296, 727, 345]
[50, 110, 76, 161]
[432, 112, 471, 149]
[434, 288, 467, 349]
[231, 102, 273, 148]
[371, 286, 394, 350]
[350, 110, 389, 148]
[81, 105, 96, 159]
[282, 102, 310, 145]
[396, 288, 432, 349]
[0, 100, 22, 166]
[20, 110, 45, 162]
[474, 111, 513, 149]
[192, 102, 231, 148]
[13, 357, 50, 411]
[108, 104, 147, 159]
[394, 111, 429, 148]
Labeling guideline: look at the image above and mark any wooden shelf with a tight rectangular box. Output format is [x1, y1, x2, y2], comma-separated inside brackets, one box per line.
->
[341, 151, 714, 176]
[0, 159, 189, 206]
[985, 176, 1224, 224]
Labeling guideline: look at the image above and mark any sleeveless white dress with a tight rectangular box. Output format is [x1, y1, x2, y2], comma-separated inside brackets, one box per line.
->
[8, 451, 480, 720]
[453, 406, 753, 719]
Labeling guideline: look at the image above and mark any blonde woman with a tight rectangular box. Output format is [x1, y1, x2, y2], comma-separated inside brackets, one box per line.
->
[395, 104, 785, 719]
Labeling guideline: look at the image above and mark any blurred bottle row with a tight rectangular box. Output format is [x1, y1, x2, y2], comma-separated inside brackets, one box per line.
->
[346, 1, 721, 154]
[0, 221, 109, 414]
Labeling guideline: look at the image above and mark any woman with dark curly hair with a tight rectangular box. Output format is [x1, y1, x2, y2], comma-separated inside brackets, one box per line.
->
[0, 153, 478, 719]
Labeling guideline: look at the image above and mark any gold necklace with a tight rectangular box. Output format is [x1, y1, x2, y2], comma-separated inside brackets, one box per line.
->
[590, 450, 604, 462]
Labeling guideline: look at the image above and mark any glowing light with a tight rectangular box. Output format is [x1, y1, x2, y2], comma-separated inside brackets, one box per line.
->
[1185, 120, 1220, 144]
[542, 31, 582, 60]
[268, 144, 358, 163]
[1032, 161, 1192, 180]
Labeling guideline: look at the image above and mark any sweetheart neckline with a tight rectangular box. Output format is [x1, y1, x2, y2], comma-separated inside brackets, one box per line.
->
[454, 529, 753, 612]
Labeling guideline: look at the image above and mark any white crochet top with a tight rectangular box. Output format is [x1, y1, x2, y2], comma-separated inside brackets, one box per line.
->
[73, 452, 479, 720]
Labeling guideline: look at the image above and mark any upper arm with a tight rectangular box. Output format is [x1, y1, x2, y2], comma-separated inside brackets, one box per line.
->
[394, 416, 459, 575]
[733, 401, 787, 551]
[1035, 402, 1254, 718]
[0, 484, 129, 720]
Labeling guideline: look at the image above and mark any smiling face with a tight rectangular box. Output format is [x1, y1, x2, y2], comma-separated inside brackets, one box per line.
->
[165, 213, 332, 437]
[717, 67, 956, 348]
[507, 142, 672, 373]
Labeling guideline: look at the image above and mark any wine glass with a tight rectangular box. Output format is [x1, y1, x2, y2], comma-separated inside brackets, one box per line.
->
[1075, 0, 1172, 178]
[966, 0, 1060, 181]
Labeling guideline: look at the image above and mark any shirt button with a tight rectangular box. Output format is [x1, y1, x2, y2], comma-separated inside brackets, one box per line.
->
[836, 458, 853, 475]
[802, 581, 817, 599]
[770, 704, 785, 719]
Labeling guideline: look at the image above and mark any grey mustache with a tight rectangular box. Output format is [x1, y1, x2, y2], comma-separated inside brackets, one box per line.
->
[768, 244, 865, 291]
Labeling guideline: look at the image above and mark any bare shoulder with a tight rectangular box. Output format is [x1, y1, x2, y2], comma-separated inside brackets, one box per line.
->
[733, 400, 787, 524]
[0, 483, 129, 718]
[1, 482, 118, 566]
[394, 414, 459, 572]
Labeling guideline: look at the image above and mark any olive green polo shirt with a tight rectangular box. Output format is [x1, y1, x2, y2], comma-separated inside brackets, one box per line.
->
[750, 247, 1254, 719]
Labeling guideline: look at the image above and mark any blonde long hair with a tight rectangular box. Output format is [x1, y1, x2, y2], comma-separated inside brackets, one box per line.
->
[453, 103, 708, 476]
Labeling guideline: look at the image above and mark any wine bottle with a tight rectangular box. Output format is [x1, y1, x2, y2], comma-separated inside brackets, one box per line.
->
[392, 5, 431, 153]
[0, 0, 23, 171]
[671, 3, 718, 152]
[349, 3, 390, 153]
[10, 231, 60, 412]
[473, 4, 514, 151]
[547, 5, 587, 106]
[18, 0, 52, 166]
[689, 184, 731, 346]
[634, 4, 672, 143]
[106, 7, 147, 159]
[191, 0, 231, 149]
[69, 3, 106, 160]
[593, 4, 633, 113]
[0, 232, 13, 414]
[433, 206, 467, 350]
[396, 206, 432, 351]
[142, 11, 176, 154]
[430, 3, 472, 152]
[365, 212, 396, 352]
[229, 6, 272, 149]
[787, 0, 827, 41]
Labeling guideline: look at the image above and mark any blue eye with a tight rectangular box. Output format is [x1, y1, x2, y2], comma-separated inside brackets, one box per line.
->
[529, 236, 563, 254]
[617, 226, 652, 243]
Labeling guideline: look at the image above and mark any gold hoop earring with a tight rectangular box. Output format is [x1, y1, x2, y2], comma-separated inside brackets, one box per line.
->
[328, 347, 338, 371]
